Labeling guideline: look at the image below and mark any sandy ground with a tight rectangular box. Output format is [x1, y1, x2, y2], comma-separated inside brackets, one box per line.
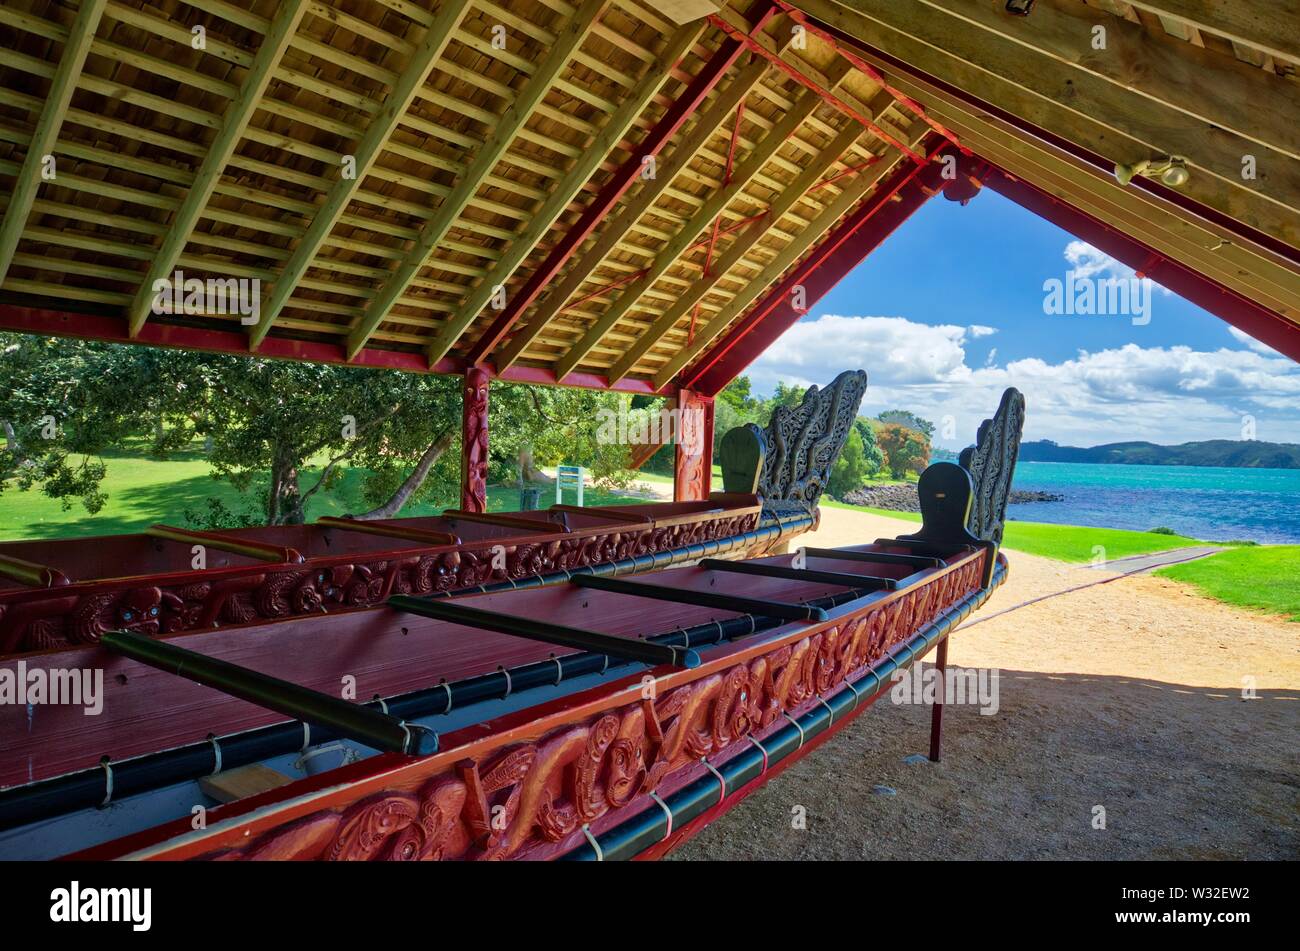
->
[672, 507, 1300, 860]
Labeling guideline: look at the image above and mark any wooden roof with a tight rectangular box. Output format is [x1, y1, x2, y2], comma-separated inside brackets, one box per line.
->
[0, 0, 1297, 393]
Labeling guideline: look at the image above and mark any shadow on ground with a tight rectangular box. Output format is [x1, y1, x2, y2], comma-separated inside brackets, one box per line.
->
[669, 668, 1299, 860]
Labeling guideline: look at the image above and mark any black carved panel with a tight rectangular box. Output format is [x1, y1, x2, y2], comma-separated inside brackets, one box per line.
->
[959, 387, 1026, 545]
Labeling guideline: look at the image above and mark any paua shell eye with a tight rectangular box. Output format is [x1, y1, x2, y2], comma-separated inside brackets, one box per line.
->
[150, 606, 159, 616]
[122, 610, 134, 621]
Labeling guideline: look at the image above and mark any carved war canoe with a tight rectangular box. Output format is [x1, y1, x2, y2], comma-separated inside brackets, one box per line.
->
[0, 528, 1005, 861]
[0, 385, 1023, 861]
[0, 494, 804, 657]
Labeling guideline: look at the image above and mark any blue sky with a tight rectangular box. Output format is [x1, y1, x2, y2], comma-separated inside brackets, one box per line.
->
[746, 188, 1300, 450]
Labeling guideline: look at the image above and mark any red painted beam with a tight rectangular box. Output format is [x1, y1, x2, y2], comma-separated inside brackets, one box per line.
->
[983, 166, 1300, 364]
[461, 0, 779, 369]
[0, 304, 665, 394]
[684, 141, 948, 395]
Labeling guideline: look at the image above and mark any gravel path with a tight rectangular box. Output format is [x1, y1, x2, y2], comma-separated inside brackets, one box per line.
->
[671, 508, 1299, 860]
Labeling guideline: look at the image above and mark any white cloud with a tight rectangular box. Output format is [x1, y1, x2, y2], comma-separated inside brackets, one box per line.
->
[746, 314, 1300, 448]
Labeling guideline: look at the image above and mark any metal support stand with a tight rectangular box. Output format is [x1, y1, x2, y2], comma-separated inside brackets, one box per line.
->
[929, 636, 948, 763]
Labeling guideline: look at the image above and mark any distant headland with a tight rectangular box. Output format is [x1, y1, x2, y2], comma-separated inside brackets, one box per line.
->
[1018, 439, 1300, 469]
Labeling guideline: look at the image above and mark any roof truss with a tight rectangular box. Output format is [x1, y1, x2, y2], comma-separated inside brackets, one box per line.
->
[0, 0, 1295, 392]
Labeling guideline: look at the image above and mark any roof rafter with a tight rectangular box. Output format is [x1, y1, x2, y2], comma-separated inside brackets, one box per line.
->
[344, 0, 610, 360]
[489, 55, 774, 372]
[1122, 0, 1300, 65]
[685, 139, 946, 394]
[606, 121, 869, 384]
[126, 0, 310, 336]
[0, 0, 107, 287]
[551, 79, 845, 381]
[651, 134, 928, 390]
[421, 18, 711, 367]
[803, 0, 1300, 249]
[811, 0, 1300, 235]
[912, 0, 1299, 160]
[247, 0, 473, 348]
[844, 44, 1300, 319]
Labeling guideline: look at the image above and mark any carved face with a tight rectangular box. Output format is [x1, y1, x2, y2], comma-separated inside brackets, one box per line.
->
[117, 587, 163, 633]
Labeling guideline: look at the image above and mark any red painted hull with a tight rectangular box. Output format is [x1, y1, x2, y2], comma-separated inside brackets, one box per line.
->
[58, 544, 997, 862]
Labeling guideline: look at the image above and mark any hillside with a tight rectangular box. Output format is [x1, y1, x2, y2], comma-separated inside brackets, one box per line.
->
[1019, 439, 1300, 468]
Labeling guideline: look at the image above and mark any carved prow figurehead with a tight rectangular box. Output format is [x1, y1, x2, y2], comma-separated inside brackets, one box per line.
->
[719, 369, 869, 522]
[902, 388, 1026, 583]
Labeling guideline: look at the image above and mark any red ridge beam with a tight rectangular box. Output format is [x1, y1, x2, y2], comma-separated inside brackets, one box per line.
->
[461, 0, 779, 368]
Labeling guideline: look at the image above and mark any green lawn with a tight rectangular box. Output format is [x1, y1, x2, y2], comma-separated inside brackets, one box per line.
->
[0, 449, 651, 541]
[1156, 546, 1300, 622]
[822, 499, 1205, 563]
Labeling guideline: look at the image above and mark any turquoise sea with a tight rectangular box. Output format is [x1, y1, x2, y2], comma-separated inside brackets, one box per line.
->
[1008, 462, 1300, 544]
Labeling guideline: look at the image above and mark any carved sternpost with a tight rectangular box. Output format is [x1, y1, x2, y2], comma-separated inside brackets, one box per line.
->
[960, 387, 1026, 546]
[754, 369, 868, 519]
[460, 368, 490, 514]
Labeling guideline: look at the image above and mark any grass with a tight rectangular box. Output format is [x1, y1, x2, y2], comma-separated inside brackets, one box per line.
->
[822, 499, 1206, 563]
[1156, 546, 1300, 622]
[0, 447, 651, 541]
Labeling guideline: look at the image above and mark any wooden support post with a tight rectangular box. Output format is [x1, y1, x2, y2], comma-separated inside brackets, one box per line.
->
[674, 389, 713, 502]
[460, 367, 490, 514]
[929, 636, 948, 762]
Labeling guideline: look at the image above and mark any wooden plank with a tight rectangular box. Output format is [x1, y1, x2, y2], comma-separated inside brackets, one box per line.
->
[659, 0, 723, 25]
[422, 20, 710, 367]
[907, 0, 1300, 160]
[125, 0, 309, 336]
[246, 0, 472, 348]
[551, 84, 833, 381]
[0, 0, 107, 286]
[491, 57, 773, 372]
[803, 0, 1300, 249]
[199, 764, 294, 805]
[607, 121, 867, 384]
[345, 0, 609, 360]
[1122, 0, 1300, 64]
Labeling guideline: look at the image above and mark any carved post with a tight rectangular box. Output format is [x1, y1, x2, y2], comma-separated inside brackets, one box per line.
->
[674, 389, 713, 502]
[460, 367, 490, 513]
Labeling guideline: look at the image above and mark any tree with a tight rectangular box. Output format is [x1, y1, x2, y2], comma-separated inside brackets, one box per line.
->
[716, 375, 756, 412]
[0, 334, 196, 514]
[768, 380, 806, 411]
[877, 423, 931, 480]
[877, 409, 935, 440]
[853, 417, 884, 476]
[828, 428, 868, 500]
[1, 335, 640, 528]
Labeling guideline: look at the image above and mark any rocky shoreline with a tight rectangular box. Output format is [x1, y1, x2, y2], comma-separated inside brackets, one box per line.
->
[840, 483, 1063, 512]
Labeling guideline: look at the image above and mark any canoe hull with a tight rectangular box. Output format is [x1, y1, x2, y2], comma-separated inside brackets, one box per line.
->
[77, 546, 996, 862]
